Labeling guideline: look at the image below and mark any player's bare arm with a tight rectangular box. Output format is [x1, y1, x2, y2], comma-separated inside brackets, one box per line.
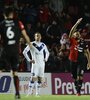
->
[84, 49, 90, 69]
[21, 29, 32, 48]
[69, 18, 83, 38]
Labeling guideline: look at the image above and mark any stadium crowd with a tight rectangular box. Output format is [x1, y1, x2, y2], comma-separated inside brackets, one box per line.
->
[0, 0, 90, 72]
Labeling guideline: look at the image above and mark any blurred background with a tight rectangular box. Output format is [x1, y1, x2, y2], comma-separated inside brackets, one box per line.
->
[0, 0, 90, 72]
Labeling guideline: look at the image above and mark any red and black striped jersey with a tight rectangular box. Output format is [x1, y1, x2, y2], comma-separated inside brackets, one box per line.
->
[0, 19, 24, 48]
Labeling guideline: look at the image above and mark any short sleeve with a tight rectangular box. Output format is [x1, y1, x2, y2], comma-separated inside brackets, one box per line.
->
[18, 21, 25, 30]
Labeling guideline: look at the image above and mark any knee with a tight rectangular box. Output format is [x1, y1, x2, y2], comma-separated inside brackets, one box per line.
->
[11, 70, 18, 77]
[38, 77, 42, 83]
[32, 77, 38, 81]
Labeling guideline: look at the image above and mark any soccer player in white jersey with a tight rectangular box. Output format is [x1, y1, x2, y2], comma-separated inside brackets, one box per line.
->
[23, 32, 49, 96]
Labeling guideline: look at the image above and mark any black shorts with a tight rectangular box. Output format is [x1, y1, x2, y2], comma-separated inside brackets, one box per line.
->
[70, 60, 78, 79]
[1, 49, 19, 71]
[70, 54, 87, 79]
[77, 53, 88, 76]
[77, 53, 87, 70]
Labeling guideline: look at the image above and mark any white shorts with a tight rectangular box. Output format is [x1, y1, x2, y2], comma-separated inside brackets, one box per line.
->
[31, 62, 45, 77]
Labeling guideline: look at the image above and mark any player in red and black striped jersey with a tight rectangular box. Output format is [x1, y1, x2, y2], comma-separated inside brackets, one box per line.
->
[0, 6, 31, 99]
[69, 18, 90, 96]
[69, 18, 82, 81]
[75, 37, 90, 95]
[69, 18, 82, 95]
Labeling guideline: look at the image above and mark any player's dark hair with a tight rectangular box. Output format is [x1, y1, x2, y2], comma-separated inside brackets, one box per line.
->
[3, 6, 14, 17]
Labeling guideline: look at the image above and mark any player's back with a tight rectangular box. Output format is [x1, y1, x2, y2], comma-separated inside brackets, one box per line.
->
[0, 18, 21, 52]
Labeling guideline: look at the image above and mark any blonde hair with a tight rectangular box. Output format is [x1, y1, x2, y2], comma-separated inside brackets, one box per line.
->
[73, 31, 81, 38]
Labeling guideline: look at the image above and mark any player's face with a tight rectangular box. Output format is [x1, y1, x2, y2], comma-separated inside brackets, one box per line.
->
[35, 33, 41, 42]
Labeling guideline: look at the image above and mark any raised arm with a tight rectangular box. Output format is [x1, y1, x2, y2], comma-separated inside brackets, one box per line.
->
[69, 18, 83, 38]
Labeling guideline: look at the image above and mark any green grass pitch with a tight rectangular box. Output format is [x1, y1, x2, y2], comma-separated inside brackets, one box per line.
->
[0, 94, 90, 100]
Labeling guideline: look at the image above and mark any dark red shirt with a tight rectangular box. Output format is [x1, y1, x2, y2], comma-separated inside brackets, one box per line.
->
[69, 37, 78, 62]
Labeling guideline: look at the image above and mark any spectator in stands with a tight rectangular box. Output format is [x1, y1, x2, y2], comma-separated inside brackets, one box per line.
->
[59, 33, 70, 72]
[49, 0, 64, 15]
